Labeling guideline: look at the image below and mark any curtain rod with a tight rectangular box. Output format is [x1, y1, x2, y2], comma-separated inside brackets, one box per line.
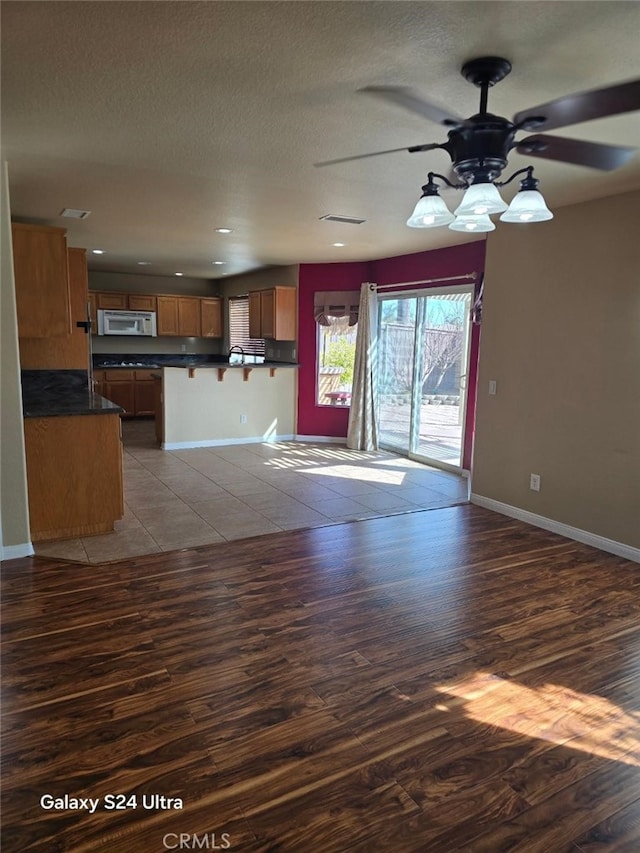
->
[374, 272, 478, 290]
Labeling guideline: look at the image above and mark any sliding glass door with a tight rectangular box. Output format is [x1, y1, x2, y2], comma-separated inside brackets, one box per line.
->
[377, 285, 473, 471]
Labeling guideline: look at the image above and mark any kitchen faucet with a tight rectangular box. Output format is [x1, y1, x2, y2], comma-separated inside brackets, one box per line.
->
[228, 345, 245, 364]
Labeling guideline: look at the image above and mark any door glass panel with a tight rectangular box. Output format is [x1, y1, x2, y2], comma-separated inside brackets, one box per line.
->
[377, 287, 473, 472]
[415, 293, 471, 468]
[378, 297, 417, 453]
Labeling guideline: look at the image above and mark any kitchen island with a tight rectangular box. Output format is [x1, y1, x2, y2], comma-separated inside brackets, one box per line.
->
[155, 362, 298, 448]
[21, 369, 125, 541]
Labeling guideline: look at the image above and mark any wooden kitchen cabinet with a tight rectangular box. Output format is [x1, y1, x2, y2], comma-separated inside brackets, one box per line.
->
[24, 413, 124, 541]
[156, 295, 180, 335]
[133, 369, 156, 416]
[177, 297, 201, 336]
[93, 369, 106, 396]
[97, 292, 128, 310]
[19, 246, 90, 369]
[89, 290, 222, 338]
[128, 294, 157, 312]
[248, 286, 296, 340]
[12, 222, 71, 338]
[93, 291, 157, 312]
[200, 297, 222, 338]
[157, 295, 201, 336]
[103, 369, 135, 416]
[89, 291, 98, 333]
[95, 369, 156, 417]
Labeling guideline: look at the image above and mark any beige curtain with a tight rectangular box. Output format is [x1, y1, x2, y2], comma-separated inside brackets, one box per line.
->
[347, 283, 378, 451]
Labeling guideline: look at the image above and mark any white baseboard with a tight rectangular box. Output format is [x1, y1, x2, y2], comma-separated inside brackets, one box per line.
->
[1, 541, 35, 561]
[163, 434, 295, 450]
[470, 493, 640, 564]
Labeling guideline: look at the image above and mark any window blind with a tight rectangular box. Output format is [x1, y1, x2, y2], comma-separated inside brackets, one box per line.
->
[228, 296, 265, 357]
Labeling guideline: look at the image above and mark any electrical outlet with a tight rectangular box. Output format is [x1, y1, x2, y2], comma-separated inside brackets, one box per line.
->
[181, 344, 187, 352]
[488, 380, 497, 395]
[530, 473, 541, 492]
[240, 414, 247, 424]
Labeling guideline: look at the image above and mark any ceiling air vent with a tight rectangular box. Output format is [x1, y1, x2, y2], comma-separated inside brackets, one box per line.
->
[60, 208, 91, 219]
[319, 214, 366, 225]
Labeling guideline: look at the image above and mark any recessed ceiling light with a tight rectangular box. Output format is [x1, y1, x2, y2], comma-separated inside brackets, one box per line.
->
[332, 242, 346, 247]
[175, 272, 183, 276]
[60, 208, 91, 219]
[92, 249, 105, 254]
[137, 261, 151, 266]
[212, 261, 226, 265]
[215, 228, 233, 234]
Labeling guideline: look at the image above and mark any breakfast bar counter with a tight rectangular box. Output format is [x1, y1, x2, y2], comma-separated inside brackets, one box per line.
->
[154, 363, 298, 449]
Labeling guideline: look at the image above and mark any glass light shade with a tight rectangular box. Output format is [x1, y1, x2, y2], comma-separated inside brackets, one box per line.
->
[407, 194, 454, 228]
[454, 182, 507, 216]
[448, 214, 495, 233]
[500, 190, 553, 222]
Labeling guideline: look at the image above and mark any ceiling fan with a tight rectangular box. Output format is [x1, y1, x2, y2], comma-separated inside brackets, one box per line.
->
[315, 57, 640, 231]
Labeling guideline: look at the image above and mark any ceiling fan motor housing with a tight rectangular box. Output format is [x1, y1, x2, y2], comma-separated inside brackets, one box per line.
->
[447, 114, 517, 184]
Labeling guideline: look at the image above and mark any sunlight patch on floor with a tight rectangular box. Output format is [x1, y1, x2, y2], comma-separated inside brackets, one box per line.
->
[434, 671, 640, 767]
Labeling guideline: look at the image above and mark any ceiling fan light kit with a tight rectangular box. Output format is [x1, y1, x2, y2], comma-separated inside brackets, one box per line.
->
[454, 181, 508, 216]
[448, 213, 496, 233]
[319, 56, 639, 233]
[406, 180, 455, 227]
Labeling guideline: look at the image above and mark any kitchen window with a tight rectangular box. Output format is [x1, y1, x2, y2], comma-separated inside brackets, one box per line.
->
[228, 296, 265, 362]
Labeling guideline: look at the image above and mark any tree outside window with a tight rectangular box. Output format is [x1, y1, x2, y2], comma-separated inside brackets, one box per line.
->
[316, 315, 357, 406]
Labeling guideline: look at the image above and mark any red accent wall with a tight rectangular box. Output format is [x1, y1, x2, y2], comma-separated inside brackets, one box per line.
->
[298, 260, 373, 439]
[297, 241, 486, 470]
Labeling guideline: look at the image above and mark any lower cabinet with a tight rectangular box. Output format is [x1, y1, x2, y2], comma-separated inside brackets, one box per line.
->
[94, 369, 156, 417]
[24, 413, 124, 541]
[134, 370, 156, 416]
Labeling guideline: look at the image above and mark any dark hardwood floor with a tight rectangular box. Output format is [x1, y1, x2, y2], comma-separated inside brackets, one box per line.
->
[2, 504, 639, 851]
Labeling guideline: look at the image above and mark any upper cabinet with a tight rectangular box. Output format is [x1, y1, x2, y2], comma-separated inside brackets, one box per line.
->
[96, 291, 222, 338]
[17, 242, 90, 370]
[177, 297, 201, 337]
[89, 292, 98, 333]
[96, 292, 157, 312]
[249, 286, 297, 341]
[12, 222, 71, 338]
[200, 297, 222, 338]
[156, 296, 180, 336]
[128, 294, 157, 312]
[97, 292, 128, 310]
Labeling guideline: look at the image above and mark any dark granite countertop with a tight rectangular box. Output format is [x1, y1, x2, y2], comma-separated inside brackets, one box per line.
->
[93, 353, 298, 367]
[23, 392, 124, 418]
[21, 369, 125, 418]
[161, 361, 299, 369]
[93, 358, 299, 370]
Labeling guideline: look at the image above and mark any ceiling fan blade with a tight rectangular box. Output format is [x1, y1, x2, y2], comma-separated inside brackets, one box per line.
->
[514, 78, 640, 131]
[360, 86, 464, 127]
[314, 142, 443, 167]
[516, 134, 637, 171]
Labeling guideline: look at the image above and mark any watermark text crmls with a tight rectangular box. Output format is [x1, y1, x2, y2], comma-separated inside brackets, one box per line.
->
[162, 833, 231, 850]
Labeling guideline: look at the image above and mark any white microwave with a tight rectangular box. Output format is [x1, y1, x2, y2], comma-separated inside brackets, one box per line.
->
[97, 309, 157, 337]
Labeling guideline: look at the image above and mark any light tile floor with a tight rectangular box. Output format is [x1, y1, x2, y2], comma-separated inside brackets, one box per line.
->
[34, 419, 469, 564]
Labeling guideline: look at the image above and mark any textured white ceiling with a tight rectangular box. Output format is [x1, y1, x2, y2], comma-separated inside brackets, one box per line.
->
[2, 1, 639, 282]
